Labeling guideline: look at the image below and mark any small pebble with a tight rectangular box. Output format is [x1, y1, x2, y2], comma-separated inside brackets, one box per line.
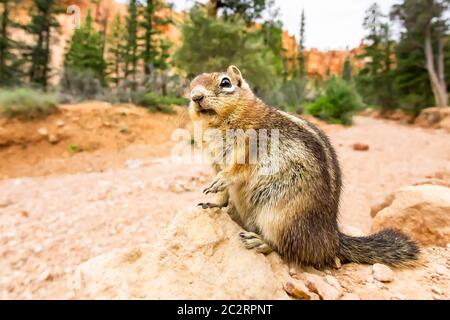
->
[288, 267, 297, 276]
[284, 281, 311, 300]
[334, 256, 342, 269]
[373, 263, 394, 283]
[324, 275, 342, 290]
[48, 134, 59, 144]
[37, 127, 48, 136]
[365, 276, 374, 284]
[340, 293, 360, 300]
[431, 286, 442, 295]
[352, 143, 369, 151]
[391, 293, 406, 300]
[434, 264, 447, 276]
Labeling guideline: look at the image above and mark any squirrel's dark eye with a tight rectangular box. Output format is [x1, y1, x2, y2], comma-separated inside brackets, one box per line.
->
[220, 78, 232, 88]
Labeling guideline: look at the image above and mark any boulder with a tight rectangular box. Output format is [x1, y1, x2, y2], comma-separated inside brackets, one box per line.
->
[75, 207, 450, 300]
[372, 263, 394, 283]
[439, 117, 450, 132]
[369, 109, 414, 123]
[415, 107, 450, 132]
[370, 193, 395, 218]
[371, 184, 450, 246]
[75, 208, 292, 299]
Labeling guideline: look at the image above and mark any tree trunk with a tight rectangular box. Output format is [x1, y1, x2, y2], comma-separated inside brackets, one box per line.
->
[43, 25, 50, 91]
[100, 10, 110, 56]
[115, 53, 120, 87]
[30, 31, 43, 84]
[0, 0, 9, 81]
[144, 0, 153, 75]
[424, 27, 448, 107]
[437, 36, 448, 106]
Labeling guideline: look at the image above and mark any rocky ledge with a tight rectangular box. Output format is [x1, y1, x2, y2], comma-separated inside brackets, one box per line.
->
[75, 183, 450, 300]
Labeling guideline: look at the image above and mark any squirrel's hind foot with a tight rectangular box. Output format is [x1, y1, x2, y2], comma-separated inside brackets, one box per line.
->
[239, 231, 273, 254]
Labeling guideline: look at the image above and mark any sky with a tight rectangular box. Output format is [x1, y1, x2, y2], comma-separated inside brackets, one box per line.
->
[119, 0, 400, 50]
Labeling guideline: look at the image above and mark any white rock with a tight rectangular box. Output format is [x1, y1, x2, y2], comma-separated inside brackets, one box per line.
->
[37, 127, 48, 136]
[56, 120, 65, 127]
[341, 225, 365, 237]
[431, 286, 443, 295]
[391, 293, 406, 300]
[372, 263, 394, 282]
[365, 276, 374, 284]
[125, 159, 143, 170]
[340, 293, 360, 300]
[324, 275, 342, 291]
[434, 264, 447, 276]
[305, 274, 343, 300]
[48, 134, 59, 144]
[288, 267, 298, 277]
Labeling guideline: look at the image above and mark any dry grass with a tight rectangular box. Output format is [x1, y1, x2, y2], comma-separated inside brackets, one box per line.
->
[0, 88, 58, 120]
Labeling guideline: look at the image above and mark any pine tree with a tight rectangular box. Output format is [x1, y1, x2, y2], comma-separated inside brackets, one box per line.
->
[207, 0, 269, 25]
[124, 0, 139, 85]
[261, 19, 284, 78]
[64, 10, 107, 84]
[174, 6, 277, 93]
[26, 0, 62, 91]
[140, 0, 172, 75]
[356, 3, 396, 109]
[106, 13, 126, 87]
[297, 9, 306, 78]
[0, 0, 24, 86]
[342, 56, 352, 82]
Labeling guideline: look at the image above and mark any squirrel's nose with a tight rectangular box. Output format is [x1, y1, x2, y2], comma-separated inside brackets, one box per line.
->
[190, 89, 204, 102]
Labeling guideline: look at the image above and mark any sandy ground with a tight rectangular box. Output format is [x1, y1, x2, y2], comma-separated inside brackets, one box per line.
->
[1, 110, 450, 299]
[334, 117, 450, 231]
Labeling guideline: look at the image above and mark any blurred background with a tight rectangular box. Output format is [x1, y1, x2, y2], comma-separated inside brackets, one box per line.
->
[0, 0, 448, 117]
[0, 0, 449, 300]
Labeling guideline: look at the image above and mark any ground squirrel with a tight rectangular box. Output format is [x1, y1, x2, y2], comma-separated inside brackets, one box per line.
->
[189, 65, 420, 268]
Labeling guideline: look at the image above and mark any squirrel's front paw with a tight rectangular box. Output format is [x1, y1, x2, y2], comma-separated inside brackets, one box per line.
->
[203, 174, 229, 195]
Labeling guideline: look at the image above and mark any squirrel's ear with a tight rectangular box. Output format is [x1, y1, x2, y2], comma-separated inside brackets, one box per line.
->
[227, 65, 249, 89]
[227, 65, 242, 78]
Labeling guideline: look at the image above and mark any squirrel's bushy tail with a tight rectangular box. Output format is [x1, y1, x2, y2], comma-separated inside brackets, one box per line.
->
[338, 229, 420, 267]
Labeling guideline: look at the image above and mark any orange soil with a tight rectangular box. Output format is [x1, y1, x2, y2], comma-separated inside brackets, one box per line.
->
[0, 102, 190, 179]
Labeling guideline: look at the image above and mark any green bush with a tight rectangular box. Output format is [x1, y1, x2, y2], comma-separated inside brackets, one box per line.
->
[0, 88, 58, 119]
[58, 68, 106, 103]
[264, 77, 309, 113]
[134, 92, 188, 114]
[306, 77, 364, 125]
